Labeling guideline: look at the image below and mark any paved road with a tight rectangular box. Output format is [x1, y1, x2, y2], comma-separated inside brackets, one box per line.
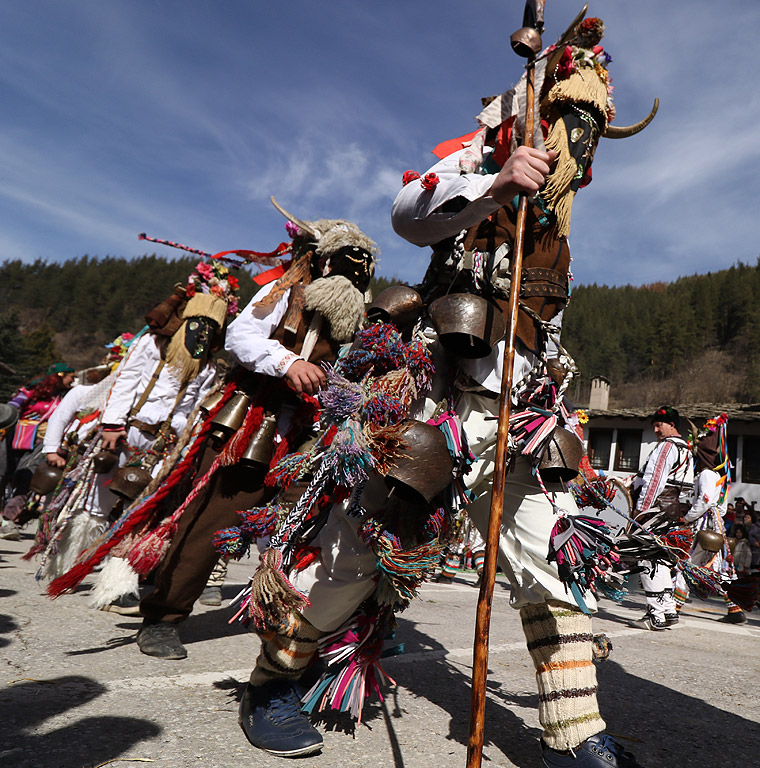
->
[2, 532, 759, 768]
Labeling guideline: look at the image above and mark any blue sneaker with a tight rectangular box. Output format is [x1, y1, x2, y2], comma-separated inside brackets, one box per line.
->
[239, 680, 323, 757]
[542, 733, 645, 767]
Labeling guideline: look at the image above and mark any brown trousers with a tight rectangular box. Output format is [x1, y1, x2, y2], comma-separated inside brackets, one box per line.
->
[140, 441, 274, 623]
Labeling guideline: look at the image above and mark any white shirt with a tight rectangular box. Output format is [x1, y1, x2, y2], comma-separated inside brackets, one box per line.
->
[41, 384, 94, 454]
[101, 334, 215, 436]
[224, 282, 303, 377]
[635, 437, 693, 512]
[684, 468, 724, 524]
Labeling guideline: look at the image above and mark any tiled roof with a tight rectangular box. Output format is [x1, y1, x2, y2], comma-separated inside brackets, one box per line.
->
[588, 402, 760, 422]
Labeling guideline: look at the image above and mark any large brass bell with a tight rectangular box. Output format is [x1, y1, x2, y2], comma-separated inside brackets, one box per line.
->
[92, 449, 119, 474]
[726, 536, 737, 555]
[429, 293, 506, 359]
[539, 427, 584, 483]
[210, 390, 250, 442]
[30, 463, 63, 495]
[240, 414, 278, 467]
[366, 285, 423, 332]
[696, 529, 724, 553]
[200, 388, 225, 415]
[110, 466, 152, 500]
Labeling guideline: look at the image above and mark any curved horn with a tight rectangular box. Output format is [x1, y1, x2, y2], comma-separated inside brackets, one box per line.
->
[604, 98, 659, 139]
[686, 418, 700, 454]
[270, 196, 321, 240]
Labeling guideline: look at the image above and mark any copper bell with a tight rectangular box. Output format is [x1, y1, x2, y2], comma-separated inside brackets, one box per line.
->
[545, 358, 568, 386]
[539, 427, 584, 483]
[92, 449, 119, 474]
[30, 463, 63, 495]
[726, 536, 737, 555]
[385, 420, 454, 503]
[200, 388, 225, 415]
[110, 466, 152, 500]
[240, 414, 278, 467]
[696, 529, 724, 553]
[210, 390, 250, 442]
[366, 285, 424, 332]
[429, 293, 506, 359]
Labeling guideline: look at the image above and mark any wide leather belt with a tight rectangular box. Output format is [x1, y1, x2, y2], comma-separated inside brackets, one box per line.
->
[520, 267, 569, 300]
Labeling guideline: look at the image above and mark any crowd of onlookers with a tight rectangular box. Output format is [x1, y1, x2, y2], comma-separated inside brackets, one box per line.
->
[724, 498, 760, 575]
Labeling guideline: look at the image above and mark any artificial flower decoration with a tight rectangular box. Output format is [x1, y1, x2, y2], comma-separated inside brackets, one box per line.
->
[402, 170, 421, 186]
[420, 172, 440, 190]
[187, 260, 240, 316]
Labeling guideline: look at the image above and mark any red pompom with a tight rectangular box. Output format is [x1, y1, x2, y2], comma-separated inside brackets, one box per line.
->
[420, 172, 439, 190]
[402, 170, 421, 186]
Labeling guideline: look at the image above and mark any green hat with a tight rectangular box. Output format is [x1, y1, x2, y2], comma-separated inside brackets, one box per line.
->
[46, 362, 75, 375]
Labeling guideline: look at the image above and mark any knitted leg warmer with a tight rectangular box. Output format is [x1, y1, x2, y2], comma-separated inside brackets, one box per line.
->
[250, 610, 323, 687]
[441, 552, 461, 579]
[521, 601, 606, 751]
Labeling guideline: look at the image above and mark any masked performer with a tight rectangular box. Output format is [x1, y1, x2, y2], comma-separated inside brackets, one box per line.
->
[673, 415, 746, 623]
[391, 15, 657, 768]
[132, 208, 377, 669]
[44, 263, 237, 606]
[629, 406, 693, 631]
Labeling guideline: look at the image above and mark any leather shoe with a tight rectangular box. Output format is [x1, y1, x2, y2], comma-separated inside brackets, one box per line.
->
[542, 733, 645, 767]
[136, 621, 187, 659]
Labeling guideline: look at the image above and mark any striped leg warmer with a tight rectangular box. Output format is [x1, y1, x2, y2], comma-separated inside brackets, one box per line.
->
[250, 610, 323, 687]
[472, 549, 485, 575]
[441, 552, 461, 579]
[521, 601, 605, 751]
[725, 595, 744, 616]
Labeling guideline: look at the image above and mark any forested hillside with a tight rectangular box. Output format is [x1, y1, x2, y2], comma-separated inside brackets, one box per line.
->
[2, 255, 759, 406]
[0, 255, 396, 398]
[562, 260, 760, 406]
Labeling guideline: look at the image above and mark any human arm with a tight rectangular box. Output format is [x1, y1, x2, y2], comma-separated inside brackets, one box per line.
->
[41, 385, 88, 456]
[101, 334, 153, 429]
[224, 284, 325, 393]
[391, 145, 556, 247]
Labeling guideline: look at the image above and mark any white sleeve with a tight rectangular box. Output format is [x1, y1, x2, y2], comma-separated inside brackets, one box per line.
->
[170, 365, 217, 436]
[636, 441, 677, 512]
[41, 386, 88, 453]
[224, 283, 302, 378]
[684, 470, 721, 523]
[101, 335, 154, 427]
[391, 148, 502, 247]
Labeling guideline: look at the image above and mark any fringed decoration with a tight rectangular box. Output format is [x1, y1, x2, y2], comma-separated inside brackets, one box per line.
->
[362, 522, 443, 611]
[301, 613, 396, 723]
[364, 392, 406, 426]
[547, 513, 620, 615]
[319, 368, 364, 423]
[268, 452, 313, 489]
[679, 560, 726, 601]
[325, 419, 374, 486]
[45, 379, 236, 598]
[246, 548, 310, 633]
[88, 556, 140, 609]
[213, 505, 281, 560]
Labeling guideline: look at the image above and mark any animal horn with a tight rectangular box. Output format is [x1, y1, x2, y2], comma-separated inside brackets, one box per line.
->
[604, 98, 659, 139]
[270, 196, 321, 240]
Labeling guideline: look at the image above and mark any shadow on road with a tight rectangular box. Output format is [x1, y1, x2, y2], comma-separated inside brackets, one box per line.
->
[0, 675, 161, 768]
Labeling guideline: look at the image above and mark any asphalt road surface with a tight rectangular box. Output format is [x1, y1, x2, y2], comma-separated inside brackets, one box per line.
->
[2, 533, 759, 768]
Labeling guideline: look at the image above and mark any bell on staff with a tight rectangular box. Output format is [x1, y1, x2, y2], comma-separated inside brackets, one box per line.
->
[200, 389, 225, 415]
[510, 26, 542, 58]
[210, 391, 251, 441]
[240, 414, 278, 467]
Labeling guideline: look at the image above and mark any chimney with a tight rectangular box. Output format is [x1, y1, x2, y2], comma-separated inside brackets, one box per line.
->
[589, 376, 610, 411]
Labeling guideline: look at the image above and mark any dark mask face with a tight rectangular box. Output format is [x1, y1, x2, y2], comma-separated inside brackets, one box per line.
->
[184, 317, 218, 359]
[326, 245, 373, 292]
[561, 110, 601, 192]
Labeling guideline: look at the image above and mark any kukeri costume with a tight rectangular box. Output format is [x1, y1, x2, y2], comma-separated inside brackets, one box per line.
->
[132, 210, 378, 667]
[223, 15, 654, 767]
[44, 262, 237, 605]
[672, 415, 746, 623]
[630, 406, 693, 630]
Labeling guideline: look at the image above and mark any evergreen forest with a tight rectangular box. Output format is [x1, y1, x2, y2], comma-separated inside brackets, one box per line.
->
[2, 255, 759, 406]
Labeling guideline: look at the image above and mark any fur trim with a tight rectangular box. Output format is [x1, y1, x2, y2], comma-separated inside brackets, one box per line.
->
[88, 556, 140, 609]
[165, 321, 203, 384]
[306, 219, 378, 259]
[41, 513, 107, 580]
[303, 275, 365, 342]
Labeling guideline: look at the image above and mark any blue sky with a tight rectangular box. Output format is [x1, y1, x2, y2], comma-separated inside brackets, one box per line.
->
[1, 1, 758, 287]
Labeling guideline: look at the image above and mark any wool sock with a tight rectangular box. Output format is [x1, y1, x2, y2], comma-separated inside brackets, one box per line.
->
[521, 600, 605, 751]
[250, 610, 323, 686]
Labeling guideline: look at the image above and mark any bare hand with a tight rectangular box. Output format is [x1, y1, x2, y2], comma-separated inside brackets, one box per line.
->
[488, 146, 557, 205]
[101, 430, 128, 451]
[286, 360, 326, 395]
[46, 452, 66, 468]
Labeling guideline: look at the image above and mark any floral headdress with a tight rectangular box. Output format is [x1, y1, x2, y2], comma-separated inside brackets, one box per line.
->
[185, 260, 241, 318]
[104, 332, 136, 371]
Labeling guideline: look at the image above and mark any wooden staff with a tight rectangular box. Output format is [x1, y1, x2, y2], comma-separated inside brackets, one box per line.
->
[465, 3, 544, 766]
